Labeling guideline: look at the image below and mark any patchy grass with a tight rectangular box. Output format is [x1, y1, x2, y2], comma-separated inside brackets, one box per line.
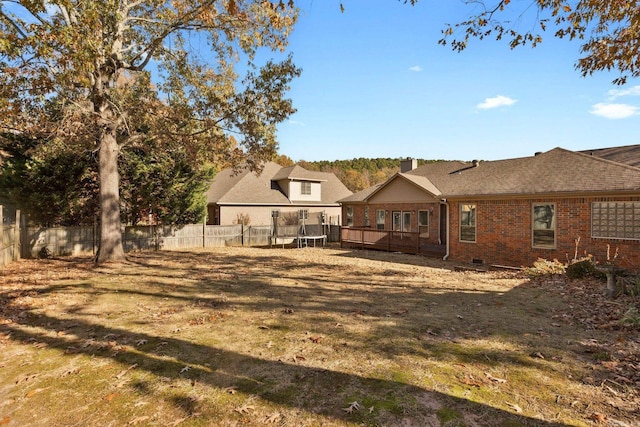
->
[0, 246, 638, 426]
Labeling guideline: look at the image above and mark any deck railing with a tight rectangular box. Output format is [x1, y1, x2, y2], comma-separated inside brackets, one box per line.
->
[341, 227, 445, 257]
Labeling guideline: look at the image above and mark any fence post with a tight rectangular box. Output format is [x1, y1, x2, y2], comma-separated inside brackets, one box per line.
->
[203, 218, 206, 248]
[14, 210, 21, 261]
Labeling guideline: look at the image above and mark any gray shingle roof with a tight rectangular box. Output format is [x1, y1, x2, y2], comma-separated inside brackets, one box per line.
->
[580, 144, 640, 168]
[342, 147, 640, 202]
[272, 165, 328, 181]
[206, 161, 352, 205]
[408, 148, 640, 197]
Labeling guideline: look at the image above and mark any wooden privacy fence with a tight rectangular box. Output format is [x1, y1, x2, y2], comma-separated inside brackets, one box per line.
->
[1, 224, 19, 267]
[19, 223, 342, 258]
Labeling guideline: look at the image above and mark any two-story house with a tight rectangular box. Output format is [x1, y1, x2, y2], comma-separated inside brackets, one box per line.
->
[206, 162, 352, 227]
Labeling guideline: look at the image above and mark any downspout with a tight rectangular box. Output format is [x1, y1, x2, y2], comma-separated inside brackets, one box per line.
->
[441, 199, 450, 261]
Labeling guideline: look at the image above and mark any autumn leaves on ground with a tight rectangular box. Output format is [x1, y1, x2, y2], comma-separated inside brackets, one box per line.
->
[0, 247, 638, 426]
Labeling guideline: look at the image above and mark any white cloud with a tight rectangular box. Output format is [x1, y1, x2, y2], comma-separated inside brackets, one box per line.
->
[476, 95, 517, 110]
[607, 85, 640, 100]
[590, 103, 639, 119]
[408, 65, 422, 72]
[288, 119, 306, 126]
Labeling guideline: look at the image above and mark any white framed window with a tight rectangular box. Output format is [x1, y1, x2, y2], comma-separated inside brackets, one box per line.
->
[533, 203, 555, 248]
[298, 209, 308, 220]
[592, 201, 640, 240]
[346, 206, 353, 226]
[376, 210, 385, 230]
[301, 181, 311, 195]
[459, 204, 476, 242]
[392, 211, 411, 233]
[364, 206, 370, 227]
[418, 210, 429, 237]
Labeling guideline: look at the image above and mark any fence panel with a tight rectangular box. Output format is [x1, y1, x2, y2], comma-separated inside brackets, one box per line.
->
[24, 226, 95, 258]
[206, 224, 243, 247]
[157, 224, 204, 250]
[1, 225, 15, 267]
[124, 226, 155, 252]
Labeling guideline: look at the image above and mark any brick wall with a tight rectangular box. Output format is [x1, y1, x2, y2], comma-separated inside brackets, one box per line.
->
[344, 197, 640, 270]
[448, 197, 640, 270]
[343, 202, 442, 245]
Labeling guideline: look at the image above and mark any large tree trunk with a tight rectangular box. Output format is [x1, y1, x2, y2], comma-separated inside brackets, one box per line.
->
[96, 127, 126, 263]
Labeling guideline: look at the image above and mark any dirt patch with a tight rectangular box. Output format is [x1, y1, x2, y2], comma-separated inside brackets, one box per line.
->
[0, 246, 638, 426]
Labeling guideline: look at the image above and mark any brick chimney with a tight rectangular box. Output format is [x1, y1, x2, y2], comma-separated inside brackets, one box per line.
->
[400, 158, 417, 173]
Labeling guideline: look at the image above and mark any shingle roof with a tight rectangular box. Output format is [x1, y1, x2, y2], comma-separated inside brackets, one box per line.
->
[407, 148, 640, 197]
[343, 147, 640, 202]
[579, 144, 640, 168]
[272, 165, 328, 181]
[206, 161, 352, 205]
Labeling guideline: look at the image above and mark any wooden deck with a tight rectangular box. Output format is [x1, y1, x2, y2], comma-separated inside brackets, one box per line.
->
[340, 227, 446, 257]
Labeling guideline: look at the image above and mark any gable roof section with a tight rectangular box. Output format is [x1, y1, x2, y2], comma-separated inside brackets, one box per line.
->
[339, 171, 444, 203]
[407, 148, 640, 197]
[207, 162, 289, 205]
[272, 165, 328, 182]
[207, 161, 352, 205]
[579, 144, 640, 168]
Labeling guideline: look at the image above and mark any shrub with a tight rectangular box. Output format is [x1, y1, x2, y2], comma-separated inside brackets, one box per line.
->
[565, 257, 597, 279]
[37, 246, 52, 259]
[523, 258, 566, 277]
[620, 307, 640, 328]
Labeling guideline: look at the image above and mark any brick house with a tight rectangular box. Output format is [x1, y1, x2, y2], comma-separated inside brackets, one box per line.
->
[340, 146, 640, 270]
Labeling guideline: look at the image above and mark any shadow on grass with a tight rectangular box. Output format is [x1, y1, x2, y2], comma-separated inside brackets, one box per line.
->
[0, 249, 600, 425]
[1, 312, 568, 426]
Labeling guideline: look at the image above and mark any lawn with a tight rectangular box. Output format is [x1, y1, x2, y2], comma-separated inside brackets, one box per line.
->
[0, 246, 638, 426]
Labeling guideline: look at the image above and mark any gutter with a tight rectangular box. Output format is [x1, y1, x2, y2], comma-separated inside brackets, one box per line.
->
[441, 199, 450, 261]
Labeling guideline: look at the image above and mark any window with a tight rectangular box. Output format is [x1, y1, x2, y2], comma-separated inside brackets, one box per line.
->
[592, 201, 640, 240]
[364, 206, 370, 227]
[376, 210, 385, 230]
[346, 206, 353, 226]
[301, 181, 311, 195]
[533, 204, 555, 248]
[418, 210, 429, 237]
[298, 209, 308, 220]
[459, 204, 476, 242]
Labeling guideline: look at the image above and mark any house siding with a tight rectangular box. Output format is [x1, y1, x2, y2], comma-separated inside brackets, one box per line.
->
[219, 205, 343, 227]
[447, 196, 640, 270]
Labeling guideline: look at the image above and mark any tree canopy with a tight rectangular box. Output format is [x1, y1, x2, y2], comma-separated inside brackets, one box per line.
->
[435, 0, 640, 85]
[0, 1, 300, 262]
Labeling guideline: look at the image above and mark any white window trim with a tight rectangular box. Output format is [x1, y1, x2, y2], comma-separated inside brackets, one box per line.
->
[459, 204, 476, 243]
[532, 203, 556, 249]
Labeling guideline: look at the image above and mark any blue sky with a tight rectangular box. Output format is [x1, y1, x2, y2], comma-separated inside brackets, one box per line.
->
[273, 0, 640, 162]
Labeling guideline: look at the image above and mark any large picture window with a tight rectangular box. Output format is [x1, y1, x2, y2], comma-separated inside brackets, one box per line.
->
[533, 204, 555, 248]
[592, 201, 640, 240]
[376, 210, 385, 230]
[459, 204, 476, 242]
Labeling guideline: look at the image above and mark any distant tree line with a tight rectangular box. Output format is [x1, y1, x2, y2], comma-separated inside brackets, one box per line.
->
[273, 155, 441, 192]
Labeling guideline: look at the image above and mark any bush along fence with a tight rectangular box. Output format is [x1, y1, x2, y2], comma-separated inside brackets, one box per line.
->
[18, 222, 341, 259]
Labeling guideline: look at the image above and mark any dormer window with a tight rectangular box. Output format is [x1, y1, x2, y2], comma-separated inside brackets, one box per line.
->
[301, 181, 311, 195]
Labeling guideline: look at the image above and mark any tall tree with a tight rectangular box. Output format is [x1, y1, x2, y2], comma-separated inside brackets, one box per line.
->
[0, 1, 299, 262]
